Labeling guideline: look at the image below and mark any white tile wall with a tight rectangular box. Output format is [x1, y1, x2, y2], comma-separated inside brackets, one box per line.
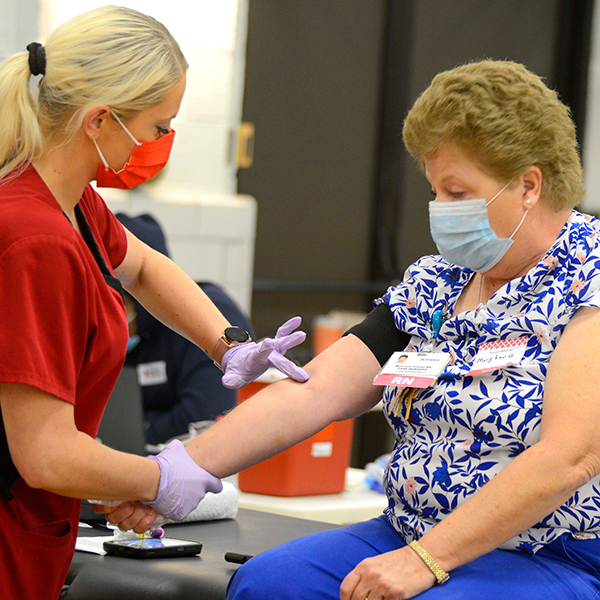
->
[154, 122, 233, 193]
[184, 53, 236, 122]
[0, 0, 38, 57]
[0, 1, 16, 56]
[170, 240, 227, 282]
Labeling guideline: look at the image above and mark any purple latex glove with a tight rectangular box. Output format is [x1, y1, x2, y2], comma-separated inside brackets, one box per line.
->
[221, 316, 310, 389]
[142, 439, 222, 522]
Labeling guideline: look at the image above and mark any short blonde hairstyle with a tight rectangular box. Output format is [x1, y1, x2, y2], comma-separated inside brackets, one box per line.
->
[0, 5, 188, 180]
[402, 59, 584, 209]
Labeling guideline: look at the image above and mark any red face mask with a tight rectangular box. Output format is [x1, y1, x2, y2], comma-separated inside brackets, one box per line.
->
[94, 112, 175, 189]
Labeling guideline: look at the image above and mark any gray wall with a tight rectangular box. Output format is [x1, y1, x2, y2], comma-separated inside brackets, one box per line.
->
[396, 0, 563, 272]
[239, 0, 387, 346]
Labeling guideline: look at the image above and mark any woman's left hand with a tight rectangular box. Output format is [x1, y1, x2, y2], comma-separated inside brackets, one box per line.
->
[92, 501, 159, 533]
[340, 546, 437, 600]
[221, 316, 309, 389]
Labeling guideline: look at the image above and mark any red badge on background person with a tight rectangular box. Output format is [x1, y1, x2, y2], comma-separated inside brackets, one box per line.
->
[95, 130, 175, 189]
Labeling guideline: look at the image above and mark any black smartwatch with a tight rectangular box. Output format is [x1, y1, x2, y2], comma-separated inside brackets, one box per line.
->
[223, 326, 252, 344]
[212, 326, 252, 369]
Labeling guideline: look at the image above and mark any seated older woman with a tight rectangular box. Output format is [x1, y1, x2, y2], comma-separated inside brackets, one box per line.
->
[109, 59, 600, 599]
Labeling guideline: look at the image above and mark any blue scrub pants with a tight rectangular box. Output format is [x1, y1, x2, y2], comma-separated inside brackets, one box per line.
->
[227, 515, 600, 599]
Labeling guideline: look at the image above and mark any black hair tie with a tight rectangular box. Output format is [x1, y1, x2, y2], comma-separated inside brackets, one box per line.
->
[26, 42, 46, 76]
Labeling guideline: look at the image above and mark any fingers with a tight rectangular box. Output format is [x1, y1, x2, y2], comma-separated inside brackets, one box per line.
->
[104, 501, 158, 533]
[221, 339, 274, 388]
[339, 567, 363, 600]
[130, 508, 162, 534]
[223, 339, 275, 369]
[220, 319, 307, 388]
[249, 338, 275, 360]
[273, 330, 306, 353]
[340, 549, 435, 600]
[102, 501, 140, 527]
[221, 373, 245, 390]
[222, 368, 267, 389]
[205, 476, 224, 495]
[275, 316, 303, 338]
[91, 503, 112, 514]
[268, 352, 309, 382]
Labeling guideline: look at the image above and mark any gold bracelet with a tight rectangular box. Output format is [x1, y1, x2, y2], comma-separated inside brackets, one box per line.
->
[408, 540, 449, 585]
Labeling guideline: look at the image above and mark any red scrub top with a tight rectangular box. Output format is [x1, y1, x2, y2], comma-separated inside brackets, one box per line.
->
[0, 165, 128, 600]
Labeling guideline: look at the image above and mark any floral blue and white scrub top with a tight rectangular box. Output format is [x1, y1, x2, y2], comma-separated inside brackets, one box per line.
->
[377, 211, 600, 553]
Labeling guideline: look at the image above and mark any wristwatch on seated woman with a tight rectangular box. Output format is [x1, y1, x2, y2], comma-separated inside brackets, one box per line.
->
[212, 326, 252, 369]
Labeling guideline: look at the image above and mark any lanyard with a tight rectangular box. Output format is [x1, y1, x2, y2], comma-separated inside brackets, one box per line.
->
[390, 308, 448, 419]
[66, 206, 125, 303]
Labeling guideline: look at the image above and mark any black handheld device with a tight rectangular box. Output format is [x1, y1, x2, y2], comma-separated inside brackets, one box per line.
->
[224, 552, 254, 564]
[103, 537, 203, 559]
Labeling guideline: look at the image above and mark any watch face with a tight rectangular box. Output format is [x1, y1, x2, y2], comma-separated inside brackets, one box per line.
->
[224, 326, 251, 344]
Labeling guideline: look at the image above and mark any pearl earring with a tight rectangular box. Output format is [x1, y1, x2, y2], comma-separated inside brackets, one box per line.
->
[525, 198, 531, 206]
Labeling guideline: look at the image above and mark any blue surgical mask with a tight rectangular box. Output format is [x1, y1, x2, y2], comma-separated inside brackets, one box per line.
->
[428, 183, 528, 273]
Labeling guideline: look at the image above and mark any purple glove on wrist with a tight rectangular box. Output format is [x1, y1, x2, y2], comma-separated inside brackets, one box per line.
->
[221, 316, 310, 389]
[142, 439, 222, 522]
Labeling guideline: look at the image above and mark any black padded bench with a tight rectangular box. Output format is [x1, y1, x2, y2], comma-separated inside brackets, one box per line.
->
[64, 508, 338, 599]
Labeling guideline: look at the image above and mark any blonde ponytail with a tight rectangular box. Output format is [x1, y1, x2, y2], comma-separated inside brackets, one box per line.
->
[0, 53, 45, 180]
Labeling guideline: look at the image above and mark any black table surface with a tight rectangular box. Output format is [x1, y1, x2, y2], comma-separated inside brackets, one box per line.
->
[64, 508, 338, 600]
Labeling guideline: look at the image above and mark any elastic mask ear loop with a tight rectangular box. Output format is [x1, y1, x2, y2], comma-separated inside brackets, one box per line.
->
[485, 180, 529, 241]
[509, 205, 530, 241]
[93, 111, 142, 173]
[485, 181, 512, 207]
[93, 139, 110, 171]
[110, 111, 142, 147]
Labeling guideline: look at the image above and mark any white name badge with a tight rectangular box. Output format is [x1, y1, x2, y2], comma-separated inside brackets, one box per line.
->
[137, 361, 168, 386]
[467, 337, 528, 376]
[373, 351, 451, 388]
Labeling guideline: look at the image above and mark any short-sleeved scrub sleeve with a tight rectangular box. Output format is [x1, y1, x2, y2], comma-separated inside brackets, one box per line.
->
[0, 236, 92, 404]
